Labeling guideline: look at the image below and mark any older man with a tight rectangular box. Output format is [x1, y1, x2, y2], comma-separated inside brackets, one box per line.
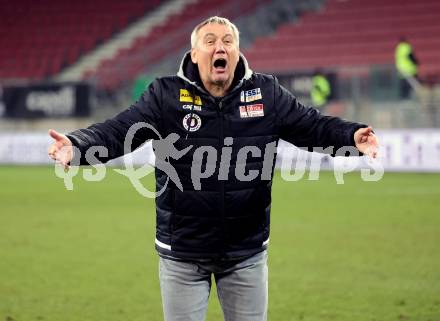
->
[48, 16, 378, 321]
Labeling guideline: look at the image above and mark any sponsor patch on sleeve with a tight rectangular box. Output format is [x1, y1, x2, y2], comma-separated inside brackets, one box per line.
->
[239, 104, 264, 118]
[180, 89, 202, 105]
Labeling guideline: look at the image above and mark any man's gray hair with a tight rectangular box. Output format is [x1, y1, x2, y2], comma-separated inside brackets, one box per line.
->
[191, 16, 240, 48]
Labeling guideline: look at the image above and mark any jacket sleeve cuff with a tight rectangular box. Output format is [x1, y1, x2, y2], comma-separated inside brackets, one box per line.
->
[66, 133, 89, 165]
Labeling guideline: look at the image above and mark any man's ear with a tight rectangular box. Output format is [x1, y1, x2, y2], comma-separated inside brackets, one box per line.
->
[191, 48, 197, 64]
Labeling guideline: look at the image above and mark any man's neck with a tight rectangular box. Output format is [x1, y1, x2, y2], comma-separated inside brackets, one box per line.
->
[206, 85, 227, 97]
[203, 79, 233, 98]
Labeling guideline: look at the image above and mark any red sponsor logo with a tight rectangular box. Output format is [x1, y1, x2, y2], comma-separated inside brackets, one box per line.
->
[239, 104, 264, 118]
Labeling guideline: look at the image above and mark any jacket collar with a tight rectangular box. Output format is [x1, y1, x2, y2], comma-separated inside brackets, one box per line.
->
[176, 51, 253, 95]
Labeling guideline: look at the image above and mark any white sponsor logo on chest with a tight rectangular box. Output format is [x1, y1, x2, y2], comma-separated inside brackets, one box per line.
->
[240, 88, 262, 102]
[182, 104, 202, 111]
[239, 104, 264, 118]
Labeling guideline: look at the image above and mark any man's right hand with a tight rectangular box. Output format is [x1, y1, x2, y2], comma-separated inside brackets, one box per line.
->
[48, 129, 73, 168]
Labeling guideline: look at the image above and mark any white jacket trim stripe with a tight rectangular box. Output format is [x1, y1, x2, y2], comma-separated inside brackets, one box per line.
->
[155, 238, 171, 251]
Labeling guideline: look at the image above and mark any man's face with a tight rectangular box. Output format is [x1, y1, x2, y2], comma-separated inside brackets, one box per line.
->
[191, 23, 240, 90]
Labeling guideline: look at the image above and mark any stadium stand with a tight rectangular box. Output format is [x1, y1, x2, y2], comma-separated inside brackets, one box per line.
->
[1, 0, 439, 152]
[244, 0, 440, 81]
[0, 0, 163, 80]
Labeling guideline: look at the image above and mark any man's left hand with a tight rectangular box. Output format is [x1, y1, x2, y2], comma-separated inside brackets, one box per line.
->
[354, 126, 379, 159]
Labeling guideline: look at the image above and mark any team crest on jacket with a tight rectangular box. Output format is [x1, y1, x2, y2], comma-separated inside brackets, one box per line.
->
[239, 104, 264, 118]
[182, 113, 202, 132]
[240, 88, 262, 102]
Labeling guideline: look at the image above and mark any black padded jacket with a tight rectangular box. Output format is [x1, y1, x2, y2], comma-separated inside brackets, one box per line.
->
[67, 52, 366, 260]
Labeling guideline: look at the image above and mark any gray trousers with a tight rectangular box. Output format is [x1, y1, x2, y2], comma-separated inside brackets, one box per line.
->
[159, 250, 268, 321]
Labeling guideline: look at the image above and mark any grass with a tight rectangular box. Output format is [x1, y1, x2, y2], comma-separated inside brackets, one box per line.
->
[0, 166, 439, 321]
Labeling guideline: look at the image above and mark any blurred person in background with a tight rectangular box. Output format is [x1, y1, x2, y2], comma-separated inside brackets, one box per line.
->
[311, 69, 331, 111]
[48, 16, 379, 321]
[395, 36, 419, 99]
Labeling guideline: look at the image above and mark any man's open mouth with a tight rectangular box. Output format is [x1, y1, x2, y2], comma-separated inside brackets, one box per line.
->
[213, 58, 227, 69]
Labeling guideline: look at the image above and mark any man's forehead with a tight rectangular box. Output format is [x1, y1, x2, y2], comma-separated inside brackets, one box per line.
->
[198, 23, 234, 37]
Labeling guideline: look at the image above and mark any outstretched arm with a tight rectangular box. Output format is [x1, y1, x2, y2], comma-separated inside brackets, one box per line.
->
[274, 77, 368, 155]
[48, 80, 162, 166]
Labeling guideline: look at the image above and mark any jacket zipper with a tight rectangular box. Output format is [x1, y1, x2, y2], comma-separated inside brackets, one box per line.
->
[218, 100, 226, 257]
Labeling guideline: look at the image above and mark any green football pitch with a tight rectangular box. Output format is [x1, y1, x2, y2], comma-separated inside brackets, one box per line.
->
[1, 166, 439, 321]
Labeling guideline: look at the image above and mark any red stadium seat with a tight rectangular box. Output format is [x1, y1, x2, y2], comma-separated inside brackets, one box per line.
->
[0, 0, 164, 80]
[245, 0, 440, 80]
